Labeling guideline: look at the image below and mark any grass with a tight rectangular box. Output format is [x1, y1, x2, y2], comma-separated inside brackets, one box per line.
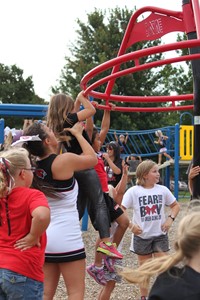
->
[178, 191, 190, 202]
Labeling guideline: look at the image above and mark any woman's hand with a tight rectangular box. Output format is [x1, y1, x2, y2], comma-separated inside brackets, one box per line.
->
[64, 122, 84, 137]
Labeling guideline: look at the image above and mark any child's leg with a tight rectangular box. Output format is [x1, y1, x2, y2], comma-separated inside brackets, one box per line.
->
[76, 171, 123, 260]
[137, 254, 152, 298]
[75, 169, 111, 238]
[112, 213, 129, 246]
[98, 281, 116, 300]
[163, 152, 173, 161]
[94, 237, 104, 267]
[87, 238, 106, 286]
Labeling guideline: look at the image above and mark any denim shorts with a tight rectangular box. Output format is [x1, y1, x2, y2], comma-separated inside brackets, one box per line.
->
[0, 269, 43, 300]
[132, 234, 170, 255]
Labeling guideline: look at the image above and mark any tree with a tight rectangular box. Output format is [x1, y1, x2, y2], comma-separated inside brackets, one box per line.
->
[52, 7, 192, 130]
[0, 63, 46, 128]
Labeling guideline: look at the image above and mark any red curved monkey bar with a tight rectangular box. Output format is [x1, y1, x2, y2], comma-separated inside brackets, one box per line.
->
[80, 1, 200, 112]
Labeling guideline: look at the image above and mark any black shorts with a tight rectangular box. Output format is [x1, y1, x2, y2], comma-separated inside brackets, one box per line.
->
[104, 192, 123, 222]
[45, 248, 86, 263]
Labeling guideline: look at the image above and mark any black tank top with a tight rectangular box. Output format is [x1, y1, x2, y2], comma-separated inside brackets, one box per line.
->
[62, 112, 91, 155]
[36, 154, 75, 192]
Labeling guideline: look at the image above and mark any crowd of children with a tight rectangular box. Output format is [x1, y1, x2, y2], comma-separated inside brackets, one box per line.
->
[1, 90, 199, 300]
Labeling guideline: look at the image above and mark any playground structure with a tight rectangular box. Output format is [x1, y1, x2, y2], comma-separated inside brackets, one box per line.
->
[80, 0, 200, 200]
[0, 109, 192, 231]
[0, 108, 193, 201]
[1, 1, 200, 231]
[80, 1, 199, 112]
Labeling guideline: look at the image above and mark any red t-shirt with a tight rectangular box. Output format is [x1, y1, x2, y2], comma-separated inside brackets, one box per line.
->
[94, 156, 109, 193]
[0, 187, 49, 282]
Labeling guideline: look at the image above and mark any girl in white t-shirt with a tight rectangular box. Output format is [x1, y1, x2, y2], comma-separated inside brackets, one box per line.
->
[122, 159, 180, 300]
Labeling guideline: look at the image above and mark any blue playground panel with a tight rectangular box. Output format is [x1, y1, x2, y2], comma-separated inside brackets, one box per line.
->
[0, 104, 48, 118]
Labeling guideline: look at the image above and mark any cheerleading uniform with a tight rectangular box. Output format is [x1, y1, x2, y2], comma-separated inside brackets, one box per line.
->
[36, 154, 86, 263]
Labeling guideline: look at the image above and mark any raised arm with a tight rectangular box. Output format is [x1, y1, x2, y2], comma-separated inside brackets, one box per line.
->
[85, 102, 115, 144]
[114, 131, 118, 142]
[113, 163, 129, 205]
[74, 91, 96, 121]
[84, 101, 99, 141]
[125, 132, 129, 144]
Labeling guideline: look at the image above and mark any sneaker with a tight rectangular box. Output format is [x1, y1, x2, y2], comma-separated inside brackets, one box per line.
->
[104, 256, 116, 272]
[86, 264, 106, 286]
[104, 256, 123, 271]
[97, 242, 123, 259]
[104, 265, 122, 283]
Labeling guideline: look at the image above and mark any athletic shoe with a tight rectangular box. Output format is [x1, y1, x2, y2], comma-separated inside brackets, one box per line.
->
[97, 242, 123, 259]
[104, 256, 116, 272]
[86, 264, 106, 286]
[104, 265, 122, 283]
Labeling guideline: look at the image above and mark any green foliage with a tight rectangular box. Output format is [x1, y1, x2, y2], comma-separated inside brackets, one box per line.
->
[52, 7, 193, 131]
[0, 63, 46, 128]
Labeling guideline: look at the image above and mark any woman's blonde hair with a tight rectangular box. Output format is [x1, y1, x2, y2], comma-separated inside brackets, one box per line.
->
[120, 211, 200, 287]
[46, 93, 74, 137]
[135, 160, 157, 186]
[0, 148, 29, 197]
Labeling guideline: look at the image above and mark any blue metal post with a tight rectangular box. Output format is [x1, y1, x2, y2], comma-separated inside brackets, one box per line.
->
[81, 208, 89, 231]
[0, 119, 5, 144]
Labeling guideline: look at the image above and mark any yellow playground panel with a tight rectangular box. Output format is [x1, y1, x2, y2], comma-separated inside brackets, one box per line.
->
[179, 125, 193, 161]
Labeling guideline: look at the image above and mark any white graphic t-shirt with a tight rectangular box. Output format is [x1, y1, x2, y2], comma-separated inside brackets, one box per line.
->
[122, 184, 176, 239]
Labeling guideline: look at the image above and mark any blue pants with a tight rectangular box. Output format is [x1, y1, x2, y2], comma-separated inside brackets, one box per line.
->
[0, 269, 43, 300]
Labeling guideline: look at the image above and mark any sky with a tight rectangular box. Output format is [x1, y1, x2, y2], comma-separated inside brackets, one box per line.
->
[0, 0, 183, 101]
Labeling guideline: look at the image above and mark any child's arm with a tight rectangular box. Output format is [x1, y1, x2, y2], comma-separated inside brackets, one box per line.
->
[99, 103, 115, 144]
[169, 201, 180, 220]
[85, 117, 93, 141]
[103, 153, 121, 175]
[161, 200, 180, 233]
[113, 163, 129, 205]
[121, 205, 143, 235]
[114, 131, 118, 142]
[14, 206, 50, 250]
[125, 132, 129, 144]
[85, 102, 115, 145]
[74, 91, 96, 121]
